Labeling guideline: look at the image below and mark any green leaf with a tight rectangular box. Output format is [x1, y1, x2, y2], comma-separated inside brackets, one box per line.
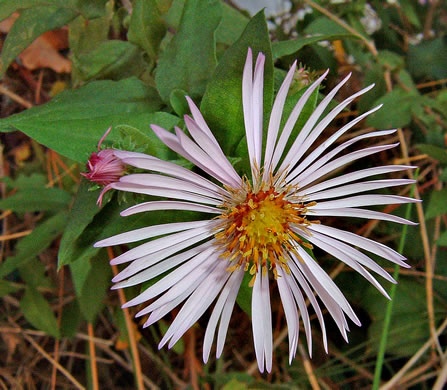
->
[0, 0, 107, 22]
[0, 6, 78, 78]
[408, 38, 447, 80]
[163, 0, 248, 46]
[221, 378, 249, 390]
[364, 278, 438, 356]
[366, 88, 417, 129]
[201, 10, 273, 156]
[72, 40, 146, 82]
[0, 78, 163, 162]
[170, 89, 190, 118]
[19, 258, 54, 290]
[70, 252, 111, 323]
[116, 112, 181, 158]
[272, 34, 355, 59]
[60, 300, 82, 338]
[155, 0, 222, 103]
[128, 0, 166, 59]
[377, 50, 404, 70]
[0, 212, 67, 278]
[416, 144, 447, 164]
[69, 12, 111, 60]
[20, 286, 60, 338]
[216, 3, 249, 46]
[0, 187, 71, 213]
[58, 179, 111, 268]
[236, 272, 252, 316]
[426, 188, 447, 219]
[437, 230, 447, 246]
[0, 280, 22, 297]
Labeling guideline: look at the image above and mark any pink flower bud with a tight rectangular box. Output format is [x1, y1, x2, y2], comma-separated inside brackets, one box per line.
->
[81, 127, 124, 186]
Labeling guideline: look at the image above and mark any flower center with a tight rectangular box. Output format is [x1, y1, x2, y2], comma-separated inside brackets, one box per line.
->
[216, 184, 314, 285]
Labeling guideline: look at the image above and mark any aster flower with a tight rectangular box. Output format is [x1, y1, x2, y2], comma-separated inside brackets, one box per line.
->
[82, 127, 125, 186]
[94, 48, 419, 373]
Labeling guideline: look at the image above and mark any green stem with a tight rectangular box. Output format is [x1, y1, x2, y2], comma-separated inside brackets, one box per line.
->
[372, 172, 418, 389]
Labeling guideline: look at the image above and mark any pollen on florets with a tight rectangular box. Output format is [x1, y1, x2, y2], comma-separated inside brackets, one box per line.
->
[215, 176, 316, 286]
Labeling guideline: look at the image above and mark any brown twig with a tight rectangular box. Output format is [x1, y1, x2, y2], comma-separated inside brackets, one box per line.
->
[380, 316, 447, 389]
[88, 323, 99, 390]
[0, 84, 33, 108]
[302, 0, 377, 57]
[397, 129, 443, 358]
[107, 247, 145, 390]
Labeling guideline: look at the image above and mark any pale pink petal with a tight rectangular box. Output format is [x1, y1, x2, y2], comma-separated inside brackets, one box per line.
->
[263, 61, 297, 180]
[110, 224, 216, 265]
[306, 179, 415, 201]
[297, 165, 416, 196]
[185, 96, 220, 146]
[95, 220, 212, 247]
[310, 194, 420, 209]
[307, 223, 408, 265]
[121, 201, 221, 216]
[120, 156, 228, 195]
[277, 266, 300, 363]
[278, 73, 353, 173]
[184, 115, 241, 185]
[120, 173, 224, 201]
[309, 207, 417, 225]
[252, 53, 265, 169]
[289, 104, 383, 179]
[270, 69, 329, 173]
[293, 142, 400, 188]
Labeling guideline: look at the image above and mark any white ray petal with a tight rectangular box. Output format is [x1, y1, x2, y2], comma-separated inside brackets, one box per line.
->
[293, 142, 400, 188]
[120, 173, 224, 200]
[123, 247, 216, 308]
[159, 261, 229, 349]
[112, 242, 212, 287]
[277, 266, 300, 364]
[203, 267, 244, 363]
[294, 252, 351, 341]
[294, 244, 361, 326]
[121, 201, 221, 216]
[278, 73, 353, 173]
[120, 156, 227, 195]
[95, 220, 212, 247]
[111, 181, 220, 205]
[216, 266, 245, 358]
[290, 104, 383, 179]
[114, 236, 217, 282]
[185, 96, 220, 146]
[270, 70, 329, 173]
[305, 179, 415, 201]
[307, 223, 408, 265]
[283, 82, 376, 173]
[175, 127, 240, 188]
[242, 48, 255, 175]
[300, 229, 392, 298]
[110, 224, 216, 264]
[252, 52, 265, 169]
[310, 194, 420, 209]
[263, 61, 297, 180]
[261, 269, 273, 373]
[252, 267, 265, 373]
[308, 207, 417, 225]
[297, 165, 416, 196]
[184, 115, 241, 185]
[282, 269, 314, 356]
[287, 260, 327, 353]
[138, 257, 217, 320]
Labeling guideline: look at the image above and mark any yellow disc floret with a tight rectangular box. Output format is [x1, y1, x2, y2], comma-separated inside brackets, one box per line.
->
[215, 182, 315, 286]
